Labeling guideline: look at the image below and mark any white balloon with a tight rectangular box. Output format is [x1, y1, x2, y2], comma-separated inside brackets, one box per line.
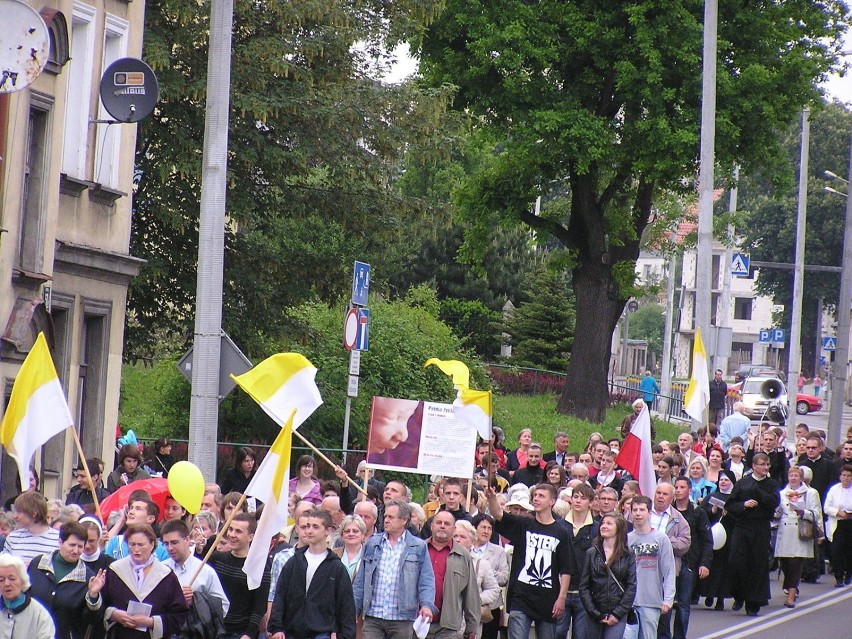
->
[711, 522, 727, 550]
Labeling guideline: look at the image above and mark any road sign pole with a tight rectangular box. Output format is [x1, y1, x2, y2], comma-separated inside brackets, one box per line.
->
[342, 395, 352, 465]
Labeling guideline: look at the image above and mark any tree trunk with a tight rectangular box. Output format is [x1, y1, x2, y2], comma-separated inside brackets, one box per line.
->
[556, 260, 625, 421]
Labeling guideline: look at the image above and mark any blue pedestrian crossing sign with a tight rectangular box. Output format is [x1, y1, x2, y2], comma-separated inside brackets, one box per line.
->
[823, 336, 837, 351]
[731, 253, 750, 276]
[351, 261, 371, 306]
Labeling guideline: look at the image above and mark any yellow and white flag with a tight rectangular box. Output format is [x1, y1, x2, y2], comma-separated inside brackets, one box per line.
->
[0, 332, 73, 489]
[684, 328, 710, 423]
[424, 358, 470, 389]
[231, 353, 323, 589]
[242, 412, 295, 589]
[231, 353, 322, 429]
[453, 387, 493, 440]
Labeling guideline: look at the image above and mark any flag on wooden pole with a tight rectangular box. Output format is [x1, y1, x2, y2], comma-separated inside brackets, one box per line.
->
[0, 333, 73, 488]
[684, 328, 710, 423]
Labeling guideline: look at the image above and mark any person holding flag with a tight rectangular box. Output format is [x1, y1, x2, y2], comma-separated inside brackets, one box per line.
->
[615, 403, 656, 498]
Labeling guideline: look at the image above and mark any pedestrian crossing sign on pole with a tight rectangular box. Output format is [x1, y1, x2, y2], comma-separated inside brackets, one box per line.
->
[731, 253, 750, 276]
[823, 336, 837, 351]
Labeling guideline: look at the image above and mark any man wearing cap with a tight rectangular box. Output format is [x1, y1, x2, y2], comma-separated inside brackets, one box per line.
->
[66, 459, 109, 510]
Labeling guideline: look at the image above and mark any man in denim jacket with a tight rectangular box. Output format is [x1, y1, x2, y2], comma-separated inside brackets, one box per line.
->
[354, 499, 436, 639]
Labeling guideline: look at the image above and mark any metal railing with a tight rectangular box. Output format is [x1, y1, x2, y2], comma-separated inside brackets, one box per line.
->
[617, 376, 738, 423]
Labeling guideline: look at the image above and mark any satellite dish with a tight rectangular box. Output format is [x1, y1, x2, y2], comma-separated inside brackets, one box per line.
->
[0, 0, 51, 94]
[99, 57, 159, 123]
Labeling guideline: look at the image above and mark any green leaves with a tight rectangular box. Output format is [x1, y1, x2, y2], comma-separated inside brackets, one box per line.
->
[129, 0, 453, 358]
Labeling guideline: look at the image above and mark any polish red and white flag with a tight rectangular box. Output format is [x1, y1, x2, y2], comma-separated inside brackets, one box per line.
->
[615, 403, 656, 497]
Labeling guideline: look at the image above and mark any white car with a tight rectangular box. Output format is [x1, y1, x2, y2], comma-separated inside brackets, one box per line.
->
[740, 376, 787, 420]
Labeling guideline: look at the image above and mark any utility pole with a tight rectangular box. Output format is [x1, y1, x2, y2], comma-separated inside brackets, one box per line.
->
[660, 251, 678, 417]
[695, 0, 718, 346]
[716, 165, 739, 375]
[786, 109, 810, 438]
[188, 0, 234, 479]
[828, 140, 852, 450]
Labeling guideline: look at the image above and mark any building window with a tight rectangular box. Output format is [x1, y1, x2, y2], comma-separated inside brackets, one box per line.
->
[41, 9, 71, 73]
[62, 2, 97, 178]
[18, 94, 53, 273]
[712, 254, 721, 289]
[77, 301, 111, 458]
[93, 13, 128, 188]
[734, 297, 753, 320]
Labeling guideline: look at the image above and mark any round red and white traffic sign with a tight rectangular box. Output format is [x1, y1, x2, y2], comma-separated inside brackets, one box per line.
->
[343, 308, 359, 350]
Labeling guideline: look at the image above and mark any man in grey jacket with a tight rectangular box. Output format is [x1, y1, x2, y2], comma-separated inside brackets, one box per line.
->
[650, 483, 691, 574]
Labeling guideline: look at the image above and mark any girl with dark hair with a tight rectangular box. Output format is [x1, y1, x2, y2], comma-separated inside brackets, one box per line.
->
[544, 462, 568, 490]
[578, 514, 637, 639]
[107, 444, 150, 493]
[490, 426, 508, 468]
[145, 437, 175, 478]
[288, 455, 322, 505]
[220, 447, 257, 494]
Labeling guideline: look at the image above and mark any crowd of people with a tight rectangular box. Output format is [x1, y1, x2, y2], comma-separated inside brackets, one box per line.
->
[0, 415, 849, 639]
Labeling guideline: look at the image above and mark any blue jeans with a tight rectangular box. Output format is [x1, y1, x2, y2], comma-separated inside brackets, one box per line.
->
[586, 618, 628, 639]
[553, 593, 587, 639]
[658, 564, 694, 639]
[507, 610, 556, 639]
[622, 606, 660, 639]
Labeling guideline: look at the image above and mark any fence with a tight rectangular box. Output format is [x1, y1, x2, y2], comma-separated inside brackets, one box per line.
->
[619, 376, 739, 423]
[486, 363, 736, 424]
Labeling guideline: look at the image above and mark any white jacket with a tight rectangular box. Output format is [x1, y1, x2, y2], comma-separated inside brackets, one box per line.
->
[0, 595, 54, 639]
[824, 482, 852, 542]
[774, 484, 822, 558]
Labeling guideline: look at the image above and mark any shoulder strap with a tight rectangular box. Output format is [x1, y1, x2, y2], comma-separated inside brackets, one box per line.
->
[597, 547, 625, 594]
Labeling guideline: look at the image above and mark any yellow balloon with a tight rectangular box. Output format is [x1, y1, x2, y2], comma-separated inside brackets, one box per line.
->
[167, 461, 205, 514]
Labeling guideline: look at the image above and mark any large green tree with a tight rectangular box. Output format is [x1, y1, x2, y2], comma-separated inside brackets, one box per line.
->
[128, 0, 450, 358]
[740, 101, 852, 376]
[416, 0, 847, 420]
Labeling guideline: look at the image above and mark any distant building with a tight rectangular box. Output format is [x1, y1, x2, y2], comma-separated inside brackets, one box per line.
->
[0, 0, 145, 498]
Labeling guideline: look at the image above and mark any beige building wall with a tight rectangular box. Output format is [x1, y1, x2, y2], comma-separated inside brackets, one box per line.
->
[0, 0, 146, 501]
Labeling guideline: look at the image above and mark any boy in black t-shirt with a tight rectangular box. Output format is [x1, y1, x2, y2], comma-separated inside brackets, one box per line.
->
[486, 484, 576, 639]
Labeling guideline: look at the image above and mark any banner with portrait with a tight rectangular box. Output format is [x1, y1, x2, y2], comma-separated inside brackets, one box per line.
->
[366, 396, 478, 477]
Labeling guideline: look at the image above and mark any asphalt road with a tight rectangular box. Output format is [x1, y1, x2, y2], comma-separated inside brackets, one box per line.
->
[689, 573, 851, 639]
